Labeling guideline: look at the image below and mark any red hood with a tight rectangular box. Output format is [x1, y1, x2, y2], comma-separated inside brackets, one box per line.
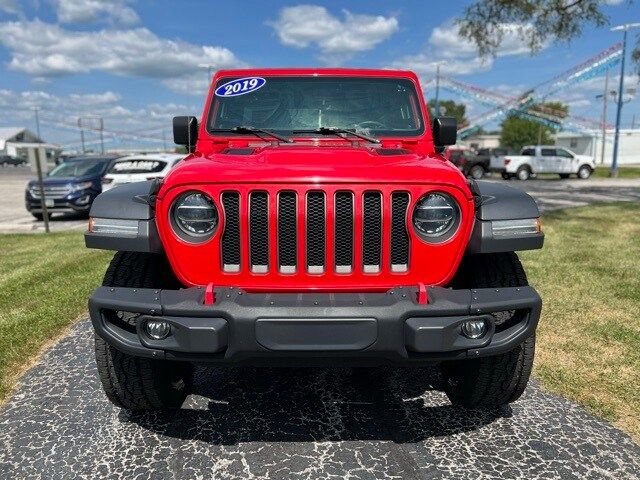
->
[160, 144, 471, 198]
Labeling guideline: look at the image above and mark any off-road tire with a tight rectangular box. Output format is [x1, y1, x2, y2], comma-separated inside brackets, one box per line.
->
[516, 165, 531, 181]
[441, 252, 535, 408]
[94, 251, 192, 411]
[469, 164, 485, 180]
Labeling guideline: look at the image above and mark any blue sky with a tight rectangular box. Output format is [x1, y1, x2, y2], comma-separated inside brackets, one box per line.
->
[0, 0, 638, 150]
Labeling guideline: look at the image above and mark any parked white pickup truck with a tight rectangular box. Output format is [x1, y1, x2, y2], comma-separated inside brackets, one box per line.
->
[502, 146, 595, 180]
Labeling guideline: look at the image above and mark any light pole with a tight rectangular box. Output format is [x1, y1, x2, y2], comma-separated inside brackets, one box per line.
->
[32, 107, 41, 139]
[595, 70, 610, 165]
[610, 22, 640, 177]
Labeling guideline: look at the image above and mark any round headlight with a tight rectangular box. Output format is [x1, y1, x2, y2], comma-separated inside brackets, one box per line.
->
[413, 192, 460, 242]
[171, 192, 218, 241]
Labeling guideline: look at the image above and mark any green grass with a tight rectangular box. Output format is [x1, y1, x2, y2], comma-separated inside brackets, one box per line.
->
[593, 165, 640, 179]
[0, 232, 111, 401]
[521, 203, 640, 440]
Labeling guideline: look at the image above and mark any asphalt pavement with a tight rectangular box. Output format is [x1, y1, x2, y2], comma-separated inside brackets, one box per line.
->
[1, 169, 639, 479]
[0, 321, 638, 480]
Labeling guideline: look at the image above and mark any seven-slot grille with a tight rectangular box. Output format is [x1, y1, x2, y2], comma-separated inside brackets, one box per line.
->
[220, 189, 411, 275]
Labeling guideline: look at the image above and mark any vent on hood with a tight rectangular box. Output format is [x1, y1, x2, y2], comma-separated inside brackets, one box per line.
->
[375, 148, 410, 156]
[221, 148, 255, 155]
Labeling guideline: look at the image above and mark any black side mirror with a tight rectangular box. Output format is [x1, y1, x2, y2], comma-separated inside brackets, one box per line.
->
[432, 116, 457, 152]
[173, 116, 198, 152]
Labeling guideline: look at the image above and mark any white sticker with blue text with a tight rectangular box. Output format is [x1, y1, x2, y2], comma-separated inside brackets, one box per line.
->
[215, 77, 266, 97]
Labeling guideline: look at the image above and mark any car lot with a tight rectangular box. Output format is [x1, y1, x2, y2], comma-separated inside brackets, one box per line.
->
[2, 169, 639, 234]
[0, 168, 88, 233]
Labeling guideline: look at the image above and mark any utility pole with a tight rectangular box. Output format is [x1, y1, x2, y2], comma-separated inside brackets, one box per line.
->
[99, 117, 104, 154]
[77, 118, 86, 154]
[610, 23, 640, 177]
[33, 107, 41, 139]
[434, 64, 441, 117]
[600, 70, 609, 165]
[34, 148, 50, 233]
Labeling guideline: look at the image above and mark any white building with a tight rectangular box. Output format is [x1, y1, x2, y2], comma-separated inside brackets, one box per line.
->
[0, 127, 61, 166]
[554, 128, 640, 165]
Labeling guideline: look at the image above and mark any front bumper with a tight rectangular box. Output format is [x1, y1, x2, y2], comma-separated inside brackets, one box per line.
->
[25, 190, 96, 214]
[89, 285, 541, 365]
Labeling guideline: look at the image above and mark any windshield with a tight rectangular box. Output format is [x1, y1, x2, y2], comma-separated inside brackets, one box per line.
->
[48, 159, 111, 177]
[108, 159, 167, 174]
[208, 76, 424, 137]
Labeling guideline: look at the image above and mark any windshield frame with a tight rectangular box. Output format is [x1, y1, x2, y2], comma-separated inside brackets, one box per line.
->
[205, 74, 427, 140]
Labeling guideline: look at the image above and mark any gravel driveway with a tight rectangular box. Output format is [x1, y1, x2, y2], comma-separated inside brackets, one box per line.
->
[1, 175, 639, 479]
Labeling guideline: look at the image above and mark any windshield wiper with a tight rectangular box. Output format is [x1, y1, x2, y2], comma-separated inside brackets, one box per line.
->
[211, 126, 292, 143]
[292, 127, 380, 144]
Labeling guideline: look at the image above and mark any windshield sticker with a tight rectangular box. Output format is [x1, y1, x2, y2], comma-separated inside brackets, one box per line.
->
[215, 77, 266, 97]
[113, 161, 160, 172]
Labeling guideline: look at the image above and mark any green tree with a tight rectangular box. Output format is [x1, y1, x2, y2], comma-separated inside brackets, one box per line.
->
[427, 99, 468, 126]
[500, 102, 568, 151]
[457, 1, 639, 72]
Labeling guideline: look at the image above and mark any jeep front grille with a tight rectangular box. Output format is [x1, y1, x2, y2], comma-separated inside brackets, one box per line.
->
[219, 188, 411, 275]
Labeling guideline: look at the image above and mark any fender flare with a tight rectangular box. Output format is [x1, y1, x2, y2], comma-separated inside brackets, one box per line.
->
[466, 180, 544, 254]
[84, 180, 163, 253]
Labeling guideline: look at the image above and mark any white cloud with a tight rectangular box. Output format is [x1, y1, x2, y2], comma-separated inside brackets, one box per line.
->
[0, 88, 198, 148]
[391, 21, 548, 79]
[0, 20, 246, 94]
[0, 0, 20, 15]
[429, 22, 540, 58]
[268, 5, 398, 63]
[53, 0, 139, 25]
[389, 54, 493, 77]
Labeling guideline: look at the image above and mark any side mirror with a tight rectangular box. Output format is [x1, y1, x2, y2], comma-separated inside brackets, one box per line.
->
[432, 116, 457, 152]
[173, 116, 198, 152]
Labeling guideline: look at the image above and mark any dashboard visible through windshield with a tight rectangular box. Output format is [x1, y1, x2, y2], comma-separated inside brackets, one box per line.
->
[208, 76, 425, 138]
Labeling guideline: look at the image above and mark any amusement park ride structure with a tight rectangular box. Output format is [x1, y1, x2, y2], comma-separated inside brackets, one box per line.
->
[428, 43, 625, 140]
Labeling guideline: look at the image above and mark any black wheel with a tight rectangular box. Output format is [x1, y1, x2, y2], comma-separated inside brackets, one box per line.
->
[441, 252, 535, 408]
[94, 251, 192, 411]
[31, 212, 43, 221]
[468, 164, 485, 180]
[577, 165, 592, 179]
[516, 166, 531, 181]
[559, 173, 570, 179]
[501, 171, 512, 180]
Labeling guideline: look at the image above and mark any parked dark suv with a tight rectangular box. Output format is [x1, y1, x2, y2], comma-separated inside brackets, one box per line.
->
[0, 154, 26, 166]
[25, 155, 118, 220]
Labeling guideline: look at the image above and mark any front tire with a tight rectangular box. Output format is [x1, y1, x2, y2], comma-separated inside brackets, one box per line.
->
[516, 166, 531, 181]
[441, 252, 535, 408]
[577, 165, 592, 179]
[468, 164, 485, 180]
[94, 252, 192, 411]
[501, 171, 512, 180]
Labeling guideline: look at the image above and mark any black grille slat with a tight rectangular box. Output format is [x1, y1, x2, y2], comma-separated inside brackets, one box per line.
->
[278, 192, 297, 272]
[362, 192, 382, 271]
[306, 192, 325, 272]
[391, 192, 410, 271]
[249, 192, 269, 272]
[221, 192, 241, 271]
[334, 192, 353, 271]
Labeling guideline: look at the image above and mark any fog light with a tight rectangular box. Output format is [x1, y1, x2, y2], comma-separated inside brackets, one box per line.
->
[461, 319, 488, 339]
[144, 320, 171, 340]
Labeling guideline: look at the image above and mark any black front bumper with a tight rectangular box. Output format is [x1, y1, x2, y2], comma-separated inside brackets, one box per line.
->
[89, 285, 541, 365]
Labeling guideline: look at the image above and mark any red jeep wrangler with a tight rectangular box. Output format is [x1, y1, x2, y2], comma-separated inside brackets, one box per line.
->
[85, 69, 543, 411]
